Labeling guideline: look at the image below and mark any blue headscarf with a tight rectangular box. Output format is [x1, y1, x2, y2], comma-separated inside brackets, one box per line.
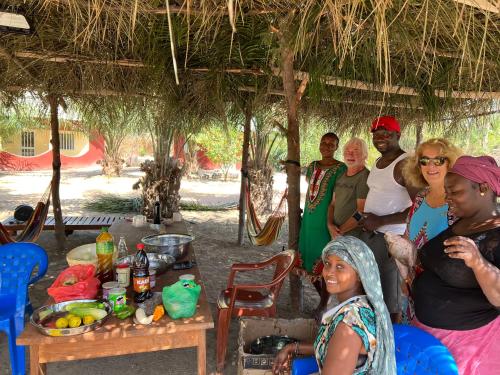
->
[322, 236, 396, 374]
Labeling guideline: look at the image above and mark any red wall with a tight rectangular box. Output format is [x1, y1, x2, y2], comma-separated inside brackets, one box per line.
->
[0, 136, 105, 171]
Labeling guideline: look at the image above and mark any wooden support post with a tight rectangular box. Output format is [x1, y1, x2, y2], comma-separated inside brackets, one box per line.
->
[237, 101, 252, 245]
[47, 94, 66, 251]
[415, 124, 423, 150]
[280, 36, 308, 310]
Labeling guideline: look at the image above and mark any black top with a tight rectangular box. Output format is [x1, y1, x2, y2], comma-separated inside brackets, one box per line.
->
[413, 226, 500, 330]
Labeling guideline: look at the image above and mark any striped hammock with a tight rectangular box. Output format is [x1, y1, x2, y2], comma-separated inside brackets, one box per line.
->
[0, 181, 52, 245]
[245, 180, 287, 246]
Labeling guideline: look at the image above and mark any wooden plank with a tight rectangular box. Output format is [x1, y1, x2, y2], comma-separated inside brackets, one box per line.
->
[1, 215, 124, 231]
[37, 332, 199, 363]
[454, 0, 499, 13]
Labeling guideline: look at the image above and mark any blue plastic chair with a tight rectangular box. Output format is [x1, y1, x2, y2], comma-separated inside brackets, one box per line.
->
[291, 324, 458, 375]
[394, 324, 458, 375]
[0, 242, 48, 375]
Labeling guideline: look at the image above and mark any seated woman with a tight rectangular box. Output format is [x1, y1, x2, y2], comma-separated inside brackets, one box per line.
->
[412, 155, 500, 375]
[273, 236, 396, 374]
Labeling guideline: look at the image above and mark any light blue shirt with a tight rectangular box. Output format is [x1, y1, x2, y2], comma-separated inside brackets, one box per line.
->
[408, 199, 449, 249]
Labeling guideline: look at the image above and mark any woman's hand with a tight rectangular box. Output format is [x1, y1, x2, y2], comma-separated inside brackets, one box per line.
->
[272, 344, 293, 374]
[444, 236, 484, 270]
[328, 223, 342, 239]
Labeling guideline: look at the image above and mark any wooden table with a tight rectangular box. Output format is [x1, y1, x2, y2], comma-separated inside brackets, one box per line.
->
[17, 220, 214, 375]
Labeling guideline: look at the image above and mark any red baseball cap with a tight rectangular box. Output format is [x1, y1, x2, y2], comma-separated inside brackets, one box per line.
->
[370, 116, 401, 133]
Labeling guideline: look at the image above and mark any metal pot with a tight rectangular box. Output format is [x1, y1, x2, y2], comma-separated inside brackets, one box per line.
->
[116, 253, 175, 275]
[141, 233, 194, 260]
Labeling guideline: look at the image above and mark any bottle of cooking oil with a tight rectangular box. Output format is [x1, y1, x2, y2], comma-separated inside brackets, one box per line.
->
[96, 227, 114, 283]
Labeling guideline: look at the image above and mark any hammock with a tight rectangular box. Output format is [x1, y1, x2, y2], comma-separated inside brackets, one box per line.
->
[0, 181, 52, 245]
[245, 179, 287, 246]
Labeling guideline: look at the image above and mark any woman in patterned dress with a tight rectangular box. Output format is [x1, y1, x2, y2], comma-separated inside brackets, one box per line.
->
[298, 133, 346, 310]
[273, 237, 396, 374]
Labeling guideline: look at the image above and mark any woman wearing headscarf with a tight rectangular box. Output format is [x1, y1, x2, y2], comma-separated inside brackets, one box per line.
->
[412, 155, 500, 375]
[273, 236, 396, 374]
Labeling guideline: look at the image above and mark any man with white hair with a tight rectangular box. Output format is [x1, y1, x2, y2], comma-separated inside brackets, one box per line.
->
[327, 137, 370, 239]
[309, 137, 370, 317]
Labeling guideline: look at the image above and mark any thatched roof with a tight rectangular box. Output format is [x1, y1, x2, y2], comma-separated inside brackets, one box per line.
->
[0, 0, 499, 123]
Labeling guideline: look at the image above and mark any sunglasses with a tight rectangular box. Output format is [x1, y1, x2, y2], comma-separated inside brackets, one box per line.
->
[419, 156, 448, 167]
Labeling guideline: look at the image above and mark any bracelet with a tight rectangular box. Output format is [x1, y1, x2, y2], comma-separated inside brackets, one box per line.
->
[294, 341, 300, 356]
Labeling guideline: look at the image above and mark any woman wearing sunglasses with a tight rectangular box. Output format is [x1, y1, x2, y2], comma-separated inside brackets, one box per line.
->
[390, 139, 462, 323]
[403, 138, 462, 250]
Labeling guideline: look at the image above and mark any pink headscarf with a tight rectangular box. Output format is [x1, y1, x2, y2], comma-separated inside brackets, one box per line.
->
[448, 155, 500, 196]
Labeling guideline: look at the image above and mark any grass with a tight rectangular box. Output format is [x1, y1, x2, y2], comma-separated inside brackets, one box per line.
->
[84, 194, 237, 213]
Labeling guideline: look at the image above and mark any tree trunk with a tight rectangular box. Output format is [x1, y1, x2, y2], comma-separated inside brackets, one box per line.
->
[415, 124, 423, 150]
[281, 46, 304, 310]
[247, 166, 273, 215]
[237, 103, 252, 245]
[48, 94, 66, 251]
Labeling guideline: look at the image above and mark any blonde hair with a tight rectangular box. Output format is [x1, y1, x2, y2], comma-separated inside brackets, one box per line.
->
[403, 138, 463, 188]
[343, 137, 368, 161]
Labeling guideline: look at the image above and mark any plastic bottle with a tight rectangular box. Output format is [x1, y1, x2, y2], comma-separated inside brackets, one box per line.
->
[117, 236, 128, 260]
[96, 227, 114, 284]
[133, 243, 151, 303]
[153, 196, 161, 224]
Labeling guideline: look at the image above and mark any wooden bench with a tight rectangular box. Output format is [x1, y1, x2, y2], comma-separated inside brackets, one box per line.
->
[1, 215, 126, 234]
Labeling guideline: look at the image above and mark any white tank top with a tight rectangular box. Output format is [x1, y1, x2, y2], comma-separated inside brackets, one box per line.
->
[364, 153, 412, 234]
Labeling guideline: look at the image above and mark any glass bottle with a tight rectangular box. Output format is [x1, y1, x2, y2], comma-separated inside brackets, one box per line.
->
[117, 236, 128, 260]
[96, 227, 114, 283]
[153, 196, 161, 224]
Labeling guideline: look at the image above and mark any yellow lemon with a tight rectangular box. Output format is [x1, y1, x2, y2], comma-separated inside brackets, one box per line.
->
[83, 315, 95, 325]
[55, 317, 69, 329]
[68, 316, 82, 328]
[49, 329, 63, 337]
[65, 313, 76, 320]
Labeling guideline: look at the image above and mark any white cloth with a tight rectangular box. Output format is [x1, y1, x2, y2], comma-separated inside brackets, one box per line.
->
[364, 153, 411, 234]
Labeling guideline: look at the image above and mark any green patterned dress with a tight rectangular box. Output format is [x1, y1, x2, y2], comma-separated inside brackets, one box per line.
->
[299, 160, 346, 273]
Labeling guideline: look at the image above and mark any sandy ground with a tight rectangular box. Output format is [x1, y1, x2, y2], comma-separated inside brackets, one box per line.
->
[0, 167, 316, 375]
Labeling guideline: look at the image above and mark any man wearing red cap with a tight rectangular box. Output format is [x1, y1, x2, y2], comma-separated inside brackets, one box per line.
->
[360, 116, 419, 322]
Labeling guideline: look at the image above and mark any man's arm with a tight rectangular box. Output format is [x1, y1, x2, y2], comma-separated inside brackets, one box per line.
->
[339, 199, 365, 234]
[394, 158, 419, 200]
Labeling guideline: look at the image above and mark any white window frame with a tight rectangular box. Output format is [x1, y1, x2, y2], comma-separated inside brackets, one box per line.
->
[21, 131, 35, 156]
[60, 132, 75, 151]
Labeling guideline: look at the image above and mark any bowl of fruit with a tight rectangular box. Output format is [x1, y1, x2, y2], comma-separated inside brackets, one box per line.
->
[30, 299, 112, 336]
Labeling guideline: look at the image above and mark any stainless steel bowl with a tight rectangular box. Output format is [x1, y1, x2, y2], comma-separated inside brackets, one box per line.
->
[117, 253, 175, 275]
[30, 299, 112, 337]
[141, 233, 194, 260]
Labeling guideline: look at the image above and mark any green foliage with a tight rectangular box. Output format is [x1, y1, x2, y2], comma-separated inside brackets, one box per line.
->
[0, 97, 48, 142]
[195, 123, 242, 179]
[83, 194, 142, 213]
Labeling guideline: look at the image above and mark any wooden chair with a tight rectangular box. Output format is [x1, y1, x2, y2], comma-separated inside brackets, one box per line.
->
[216, 249, 297, 372]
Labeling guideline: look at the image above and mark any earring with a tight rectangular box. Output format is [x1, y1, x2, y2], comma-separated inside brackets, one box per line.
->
[480, 192, 485, 196]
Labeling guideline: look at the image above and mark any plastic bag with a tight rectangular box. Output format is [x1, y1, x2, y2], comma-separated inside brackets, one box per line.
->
[162, 280, 201, 319]
[47, 265, 101, 302]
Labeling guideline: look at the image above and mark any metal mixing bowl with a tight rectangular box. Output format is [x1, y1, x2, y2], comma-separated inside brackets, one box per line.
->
[116, 253, 175, 275]
[141, 233, 194, 260]
[30, 299, 112, 337]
